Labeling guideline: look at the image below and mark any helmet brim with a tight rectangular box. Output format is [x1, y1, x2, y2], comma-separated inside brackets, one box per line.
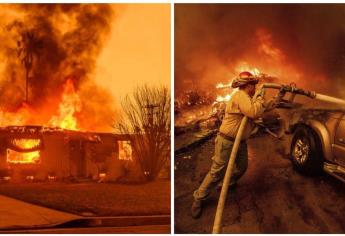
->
[231, 77, 259, 88]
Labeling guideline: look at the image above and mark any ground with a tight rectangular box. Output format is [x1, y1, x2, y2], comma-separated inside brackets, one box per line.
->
[175, 134, 345, 233]
[0, 180, 170, 217]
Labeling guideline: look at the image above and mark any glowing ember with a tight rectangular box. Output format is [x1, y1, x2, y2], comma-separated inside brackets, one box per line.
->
[49, 79, 81, 130]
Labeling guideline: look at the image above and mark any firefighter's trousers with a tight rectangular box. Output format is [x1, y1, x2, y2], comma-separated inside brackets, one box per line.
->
[193, 134, 248, 201]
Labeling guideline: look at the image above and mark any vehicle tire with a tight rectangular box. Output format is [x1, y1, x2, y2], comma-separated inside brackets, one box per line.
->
[290, 126, 324, 175]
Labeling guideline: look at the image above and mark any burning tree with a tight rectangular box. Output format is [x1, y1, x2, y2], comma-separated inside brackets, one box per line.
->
[17, 30, 43, 103]
[115, 85, 171, 181]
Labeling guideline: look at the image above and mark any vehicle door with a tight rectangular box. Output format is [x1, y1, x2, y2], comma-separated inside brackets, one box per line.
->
[333, 114, 345, 166]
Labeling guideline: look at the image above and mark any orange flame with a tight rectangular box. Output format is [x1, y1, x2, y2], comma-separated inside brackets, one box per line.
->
[216, 94, 232, 102]
[1, 79, 83, 164]
[0, 78, 82, 131]
[256, 28, 285, 62]
[215, 82, 232, 89]
[48, 79, 81, 130]
[7, 139, 41, 164]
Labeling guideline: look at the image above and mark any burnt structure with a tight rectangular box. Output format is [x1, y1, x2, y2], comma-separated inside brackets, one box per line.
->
[0, 126, 133, 181]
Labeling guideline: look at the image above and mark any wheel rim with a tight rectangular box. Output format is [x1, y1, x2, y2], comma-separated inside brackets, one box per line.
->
[293, 138, 310, 164]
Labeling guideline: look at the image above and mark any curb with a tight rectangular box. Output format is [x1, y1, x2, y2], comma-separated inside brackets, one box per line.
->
[0, 215, 171, 231]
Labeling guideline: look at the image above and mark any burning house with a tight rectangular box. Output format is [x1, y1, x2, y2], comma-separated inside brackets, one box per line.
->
[0, 126, 133, 182]
[0, 5, 141, 182]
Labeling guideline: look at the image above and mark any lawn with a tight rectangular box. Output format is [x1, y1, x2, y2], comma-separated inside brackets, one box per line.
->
[0, 180, 170, 217]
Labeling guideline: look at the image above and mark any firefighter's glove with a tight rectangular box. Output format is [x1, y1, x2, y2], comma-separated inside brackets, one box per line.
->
[279, 87, 287, 95]
[255, 86, 265, 99]
[271, 86, 287, 105]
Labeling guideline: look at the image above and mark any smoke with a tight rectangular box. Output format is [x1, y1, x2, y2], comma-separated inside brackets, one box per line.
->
[175, 4, 345, 97]
[0, 4, 118, 131]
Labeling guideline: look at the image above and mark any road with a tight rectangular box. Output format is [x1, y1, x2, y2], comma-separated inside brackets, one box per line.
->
[175, 134, 345, 233]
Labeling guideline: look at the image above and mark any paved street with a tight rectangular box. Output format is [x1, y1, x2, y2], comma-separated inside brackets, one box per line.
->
[175, 134, 345, 233]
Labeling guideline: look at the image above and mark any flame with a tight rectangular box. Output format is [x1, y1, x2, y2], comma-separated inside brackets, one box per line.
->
[0, 103, 33, 127]
[213, 29, 295, 103]
[7, 139, 41, 164]
[185, 26, 322, 101]
[0, 79, 82, 131]
[48, 79, 81, 130]
[230, 29, 303, 86]
[216, 94, 231, 102]
[233, 63, 262, 77]
[12, 138, 41, 149]
[7, 138, 41, 164]
[256, 28, 285, 62]
[216, 82, 232, 89]
[215, 66, 262, 102]
[1, 79, 83, 164]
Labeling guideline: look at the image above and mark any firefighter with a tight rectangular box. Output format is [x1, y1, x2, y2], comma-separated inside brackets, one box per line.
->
[191, 71, 269, 219]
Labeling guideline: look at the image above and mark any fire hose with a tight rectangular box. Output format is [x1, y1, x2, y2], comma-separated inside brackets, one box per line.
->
[212, 83, 345, 233]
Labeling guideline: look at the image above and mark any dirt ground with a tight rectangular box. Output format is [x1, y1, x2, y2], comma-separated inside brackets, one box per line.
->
[175, 134, 345, 233]
[0, 180, 170, 217]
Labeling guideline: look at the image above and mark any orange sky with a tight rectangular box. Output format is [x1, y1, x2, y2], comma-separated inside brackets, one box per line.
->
[95, 4, 171, 103]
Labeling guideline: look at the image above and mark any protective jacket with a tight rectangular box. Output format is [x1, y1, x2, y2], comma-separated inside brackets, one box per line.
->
[219, 89, 265, 140]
